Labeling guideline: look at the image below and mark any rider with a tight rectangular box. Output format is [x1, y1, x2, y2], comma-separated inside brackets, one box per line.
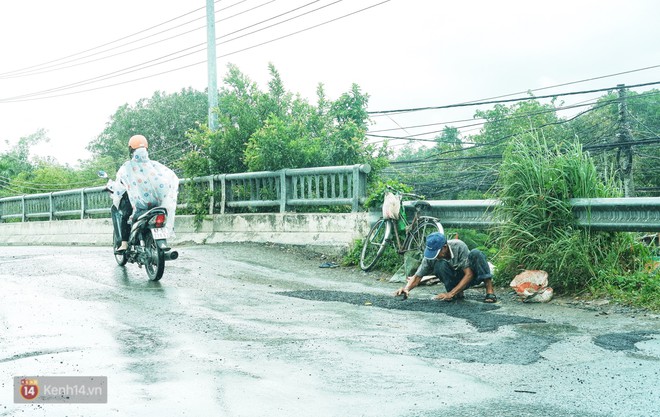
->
[113, 135, 179, 253]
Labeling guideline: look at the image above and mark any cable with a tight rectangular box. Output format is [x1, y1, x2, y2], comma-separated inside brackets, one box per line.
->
[366, 89, 660, 144]
[2, 0, 326, 101]
[0, 175, 103, 192]
[1, 0, 274, 80]
[0, 1, 218, 78]
[367, 98, 611, 143]
[0, 1, 391, 103]
[628, 111, 660, 138]
[443, 64, 660, 107]
[367, 81, 660, 115]
[384, 102, 639, 165]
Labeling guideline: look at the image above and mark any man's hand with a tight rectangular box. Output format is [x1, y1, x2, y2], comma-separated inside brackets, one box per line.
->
[394, 287, 409, 299]
[434, 292, 454, 301]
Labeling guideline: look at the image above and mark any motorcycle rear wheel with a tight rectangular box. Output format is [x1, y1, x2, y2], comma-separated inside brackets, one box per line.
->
[143, 231, 165, 281]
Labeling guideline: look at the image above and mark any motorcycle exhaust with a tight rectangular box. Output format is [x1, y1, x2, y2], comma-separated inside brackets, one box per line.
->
[164, 250, 179, 261]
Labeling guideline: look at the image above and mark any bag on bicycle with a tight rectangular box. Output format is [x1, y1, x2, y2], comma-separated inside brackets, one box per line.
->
[382, 192, 401, 219]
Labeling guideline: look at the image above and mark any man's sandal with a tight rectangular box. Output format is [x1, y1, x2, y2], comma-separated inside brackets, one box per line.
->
[484, 293, 497, 303]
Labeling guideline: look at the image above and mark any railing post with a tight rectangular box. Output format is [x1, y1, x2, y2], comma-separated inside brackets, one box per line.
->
[80, 189, 86, 220]
[21, 196, 26, 222]
[279, 169, 290, 213]
[208, 176, 215, 215]
[49, 193, 54, 221]
[219, 174, 226, 215]
[355, 164, 371, 211]
[352, 165, 360, 212]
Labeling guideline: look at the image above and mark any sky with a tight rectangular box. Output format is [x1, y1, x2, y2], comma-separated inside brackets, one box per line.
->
[1, 0, 659, 167]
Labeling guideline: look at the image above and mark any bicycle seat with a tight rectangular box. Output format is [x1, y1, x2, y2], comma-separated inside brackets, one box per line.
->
[412, 201, 431, 211]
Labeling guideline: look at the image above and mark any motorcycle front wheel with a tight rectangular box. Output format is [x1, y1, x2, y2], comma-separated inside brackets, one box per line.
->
[143, 231, 165, 281]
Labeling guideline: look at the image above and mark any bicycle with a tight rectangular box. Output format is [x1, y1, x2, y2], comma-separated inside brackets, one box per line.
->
[359, 187, 444, 271]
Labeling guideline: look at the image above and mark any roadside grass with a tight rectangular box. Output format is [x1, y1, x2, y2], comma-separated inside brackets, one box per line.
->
[493, 133, 660, 311]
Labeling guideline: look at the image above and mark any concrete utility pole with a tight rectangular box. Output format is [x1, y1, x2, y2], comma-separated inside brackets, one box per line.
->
[616, 84, 634, 197]
[206, 0, 218, 131]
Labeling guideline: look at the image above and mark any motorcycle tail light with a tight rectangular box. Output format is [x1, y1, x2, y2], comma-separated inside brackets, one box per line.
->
[154, 214, 166, 228]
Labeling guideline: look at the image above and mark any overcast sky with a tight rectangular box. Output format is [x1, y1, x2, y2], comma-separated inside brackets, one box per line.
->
[1, 0, 659, 166]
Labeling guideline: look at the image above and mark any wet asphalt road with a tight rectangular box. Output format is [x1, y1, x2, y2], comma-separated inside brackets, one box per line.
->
[0, 244, 659, 417]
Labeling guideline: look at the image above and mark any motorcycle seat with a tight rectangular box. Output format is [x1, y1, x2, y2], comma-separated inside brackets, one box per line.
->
[135, 206, 168, 222]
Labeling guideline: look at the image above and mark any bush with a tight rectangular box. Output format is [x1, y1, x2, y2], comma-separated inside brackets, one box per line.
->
[492, 133, 658, 309]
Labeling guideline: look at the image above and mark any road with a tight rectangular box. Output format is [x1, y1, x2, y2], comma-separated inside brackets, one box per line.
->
[0, 244, 658, 417]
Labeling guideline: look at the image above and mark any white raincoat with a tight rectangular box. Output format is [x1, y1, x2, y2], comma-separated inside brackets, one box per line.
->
[111, 147, 179, 236]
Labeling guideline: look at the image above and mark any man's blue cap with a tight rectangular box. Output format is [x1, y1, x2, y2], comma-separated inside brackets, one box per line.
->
[424, 232, 446, 259]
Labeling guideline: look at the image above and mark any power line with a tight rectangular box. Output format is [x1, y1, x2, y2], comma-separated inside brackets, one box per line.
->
[1, 1, 328, 101]
[367, 81, 660, 115]
[0, 0, 273, 80]
[0, 1, 218, 78]
[0, 1, 391, 103]
[366, 89, 660, 144]
[367, 97, 606, 142]
[385, 101, 646, 165]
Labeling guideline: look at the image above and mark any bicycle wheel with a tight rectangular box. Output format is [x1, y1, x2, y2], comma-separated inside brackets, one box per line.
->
[404, 217, 444, 254]
[360, 218, 392, 271]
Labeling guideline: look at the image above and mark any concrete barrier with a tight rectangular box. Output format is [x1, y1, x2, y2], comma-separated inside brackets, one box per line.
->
[0, 213, 370, 255]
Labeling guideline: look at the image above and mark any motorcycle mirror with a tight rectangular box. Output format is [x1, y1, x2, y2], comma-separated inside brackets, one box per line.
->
[98, 170, 108, 179]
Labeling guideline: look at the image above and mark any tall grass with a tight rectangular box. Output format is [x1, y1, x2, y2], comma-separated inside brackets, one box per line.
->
[493, 132, 654, 298]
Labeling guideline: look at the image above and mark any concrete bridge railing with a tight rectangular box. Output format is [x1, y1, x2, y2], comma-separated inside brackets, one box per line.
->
[0, 164, 372, 223]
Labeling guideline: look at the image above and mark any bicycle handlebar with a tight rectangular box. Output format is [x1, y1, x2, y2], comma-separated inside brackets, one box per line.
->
[385, 185, 424, 201]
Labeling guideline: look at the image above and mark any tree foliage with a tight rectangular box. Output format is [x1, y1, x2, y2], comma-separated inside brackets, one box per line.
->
[87, 88, 208, 171]
[390, 89, 660, 200]
[181, 63, 388, 178]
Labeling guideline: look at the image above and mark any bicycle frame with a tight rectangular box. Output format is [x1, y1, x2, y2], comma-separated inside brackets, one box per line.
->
[359, 187, 442, 272]
[391, 200, 423, 254]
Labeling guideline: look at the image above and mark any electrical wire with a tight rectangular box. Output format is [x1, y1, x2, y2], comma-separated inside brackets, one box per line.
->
[0, 0, 391, 103]
[368, 81, 660, 115]
[0, 1, 219, 78]
[385, 102, 648, 166]
[0, 0, 275, 80]
[366, 89, 660, 145]
[2, 1, 331, 101]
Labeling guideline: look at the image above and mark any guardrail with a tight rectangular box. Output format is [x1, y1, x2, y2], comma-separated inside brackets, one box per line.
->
[0, 164, 371, 222]
[2, 163, 659, 233]
[406, 197, 660, 232]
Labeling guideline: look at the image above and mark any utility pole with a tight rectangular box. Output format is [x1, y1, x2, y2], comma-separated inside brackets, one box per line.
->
[206, 0, 218, 131]
[616, 84, 634, 197]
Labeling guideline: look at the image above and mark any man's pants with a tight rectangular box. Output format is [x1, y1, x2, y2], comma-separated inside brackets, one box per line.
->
[432, 249, 492, 292]
[118, 194, 133, 241]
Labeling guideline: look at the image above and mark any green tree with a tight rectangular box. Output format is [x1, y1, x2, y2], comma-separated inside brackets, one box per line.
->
[183, 64, 387, 178]
[472, 99, 565, 154]
[0, 130, 48, 196]
[87, 88, 207, 170]
[190, 64, 266, 175]
[621, 89, 660, 194]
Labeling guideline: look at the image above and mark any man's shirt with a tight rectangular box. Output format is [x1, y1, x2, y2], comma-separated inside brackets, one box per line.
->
[414, 239, 470, 277]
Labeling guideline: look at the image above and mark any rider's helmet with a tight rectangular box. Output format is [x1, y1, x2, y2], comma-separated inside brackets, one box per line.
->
[128, 134, 148, 150]
[128, 135, 148, 157]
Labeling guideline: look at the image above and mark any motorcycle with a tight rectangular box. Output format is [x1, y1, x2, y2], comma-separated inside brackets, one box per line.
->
[99, 171, 178, 281]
